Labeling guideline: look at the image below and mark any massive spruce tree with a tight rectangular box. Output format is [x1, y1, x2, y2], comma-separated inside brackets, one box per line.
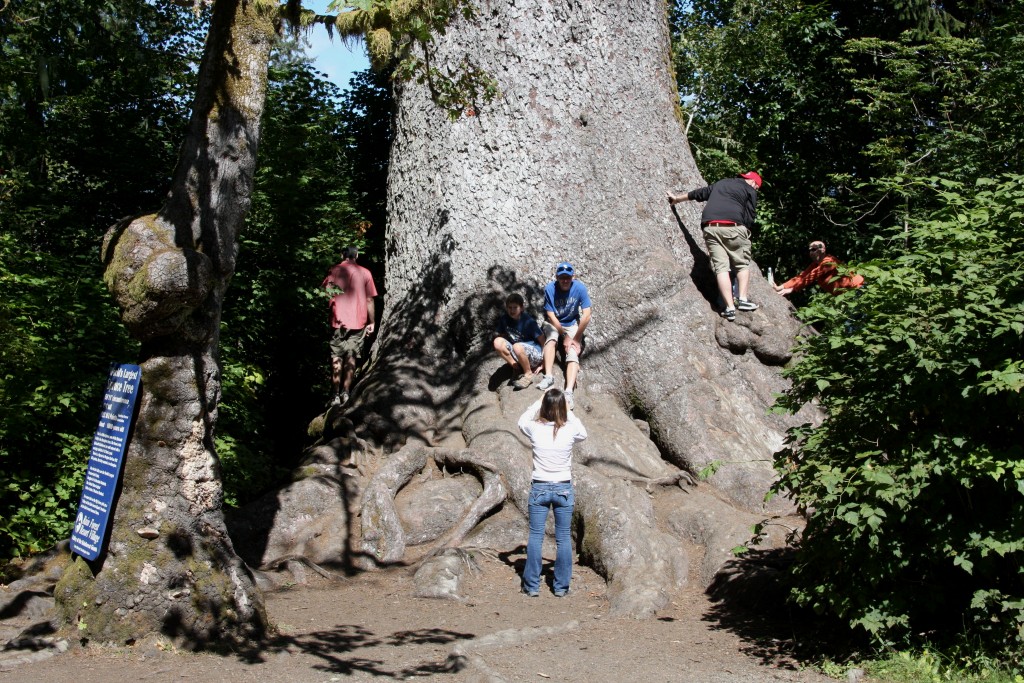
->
[57, 0, 809, 643]
[342, 0, 809, 615]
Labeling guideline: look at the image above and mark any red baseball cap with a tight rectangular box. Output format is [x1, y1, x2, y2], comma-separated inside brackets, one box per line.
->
[739, 171, 762, 188]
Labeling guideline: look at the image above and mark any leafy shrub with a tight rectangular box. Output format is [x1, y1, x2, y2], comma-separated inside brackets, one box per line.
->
[774, 175, 1024, 661]
[0, 237, 136, 556]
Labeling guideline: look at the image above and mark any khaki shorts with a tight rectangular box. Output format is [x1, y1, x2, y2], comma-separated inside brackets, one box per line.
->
[329, 326, 367, 361]
[543, 322, 582, 363]
[703, 224, 752, 275]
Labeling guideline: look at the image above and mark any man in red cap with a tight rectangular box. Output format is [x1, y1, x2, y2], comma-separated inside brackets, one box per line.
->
[667, 171, 762, 322]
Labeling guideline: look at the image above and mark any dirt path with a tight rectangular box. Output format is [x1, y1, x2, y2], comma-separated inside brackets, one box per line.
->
[2, 547, 834, 682]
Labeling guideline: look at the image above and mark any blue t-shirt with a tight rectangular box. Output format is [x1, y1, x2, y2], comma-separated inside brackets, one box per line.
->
[544, 280, 592, 326]
[496, 313, 542, 345]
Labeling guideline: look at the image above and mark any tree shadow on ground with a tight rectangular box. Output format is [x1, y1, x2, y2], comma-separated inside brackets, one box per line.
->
[701, 548, 862, 668]
[219, 623, 473, 677]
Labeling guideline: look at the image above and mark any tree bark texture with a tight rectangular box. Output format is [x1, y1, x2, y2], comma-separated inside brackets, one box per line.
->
[367, 0, 808, 512]
[55, 0, 276, 646]
[315, 0, 816, 620]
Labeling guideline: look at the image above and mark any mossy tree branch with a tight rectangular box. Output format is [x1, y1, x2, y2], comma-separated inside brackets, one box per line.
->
[284, 0, 498, 119]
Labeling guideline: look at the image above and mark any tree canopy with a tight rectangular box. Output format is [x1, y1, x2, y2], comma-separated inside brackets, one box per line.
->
[0, 0, 199, 556]
[671, 0, 1023, 275]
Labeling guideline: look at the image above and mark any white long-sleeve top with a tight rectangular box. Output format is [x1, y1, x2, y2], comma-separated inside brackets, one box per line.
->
[517, 398, 588, 482]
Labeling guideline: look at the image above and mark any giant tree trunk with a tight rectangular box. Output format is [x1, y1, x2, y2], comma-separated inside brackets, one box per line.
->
[343, 0, 810, 615]
[367, 0, 804, 508]
[54, 0, 276, 646]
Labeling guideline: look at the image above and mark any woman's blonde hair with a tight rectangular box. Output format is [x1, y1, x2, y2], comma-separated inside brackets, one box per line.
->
[538, 389, 568, 438]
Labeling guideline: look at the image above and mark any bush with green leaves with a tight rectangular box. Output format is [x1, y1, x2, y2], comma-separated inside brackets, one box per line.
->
[670, 0, 1023, 276]
[0, 235, 137, 556]
[773, 175, 1024, 660]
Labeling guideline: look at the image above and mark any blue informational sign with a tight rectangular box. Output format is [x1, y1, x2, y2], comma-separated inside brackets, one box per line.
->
[70, 363, 142, 561]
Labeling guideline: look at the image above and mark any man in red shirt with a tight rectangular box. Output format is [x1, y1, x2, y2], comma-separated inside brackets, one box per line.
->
[774, 240, 864, 297]
[322, 246, 378, 407]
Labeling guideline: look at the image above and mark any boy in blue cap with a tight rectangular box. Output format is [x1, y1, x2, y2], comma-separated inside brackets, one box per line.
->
[538, 262, 592, 409]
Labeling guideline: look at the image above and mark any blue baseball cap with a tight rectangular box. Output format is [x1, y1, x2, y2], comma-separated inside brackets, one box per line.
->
[555, 262, 575, 276]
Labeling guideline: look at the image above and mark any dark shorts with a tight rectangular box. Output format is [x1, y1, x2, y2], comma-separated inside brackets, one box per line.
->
[329, 326, 367, 361]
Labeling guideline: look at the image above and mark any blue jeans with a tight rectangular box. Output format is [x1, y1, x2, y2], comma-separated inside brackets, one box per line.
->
[522, 481, 575, 594]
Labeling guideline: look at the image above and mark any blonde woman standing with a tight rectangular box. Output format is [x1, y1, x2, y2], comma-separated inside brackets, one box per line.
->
[517, 388, 588, 597]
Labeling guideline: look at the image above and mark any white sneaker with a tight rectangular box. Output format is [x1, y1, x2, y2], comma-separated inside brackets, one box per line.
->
[564, 390, 574, 410]
[537, 375, 555, 391]
[736, 298, 759, 312]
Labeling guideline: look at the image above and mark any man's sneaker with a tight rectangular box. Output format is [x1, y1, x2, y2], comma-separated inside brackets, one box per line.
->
[564, 390, 575, 410]
[513, 374, 534, 390]
[537, 375, 555, 391]
[720, 308, 736, 322]
[341, 391, 350, 405]
[554, 589, 568, 598]
[328, 394, 342, 408]
[521, 588, 539, 597]
[736, 298, 759, 312]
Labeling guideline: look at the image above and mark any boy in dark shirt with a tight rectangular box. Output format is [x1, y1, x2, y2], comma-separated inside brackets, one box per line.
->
[494, 293, 545, 389]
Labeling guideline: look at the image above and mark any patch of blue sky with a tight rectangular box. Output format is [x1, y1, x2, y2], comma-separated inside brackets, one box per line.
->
[301, 0, 370, 89]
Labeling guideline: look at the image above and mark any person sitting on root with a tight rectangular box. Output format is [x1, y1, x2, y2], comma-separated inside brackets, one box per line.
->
[537, 262, 592, 410]
[518, 388, 587, 598]
[493, 292, 545, 390]
[774, 239, 865, 297]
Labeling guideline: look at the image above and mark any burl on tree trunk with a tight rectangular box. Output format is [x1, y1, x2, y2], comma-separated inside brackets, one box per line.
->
[54, 0, 276, 646]
[241, 0, 812, 619]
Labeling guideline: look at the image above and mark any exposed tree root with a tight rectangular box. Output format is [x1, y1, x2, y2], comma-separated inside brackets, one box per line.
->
[430, 448, 508, 550]
[359, 444, 431, 565]
[622, 470, 698, 492]
[359, 444, 511, 566]
[574, 463, 688, 618]
[446, 621, 582, 682]
[259, 555, 343, 581]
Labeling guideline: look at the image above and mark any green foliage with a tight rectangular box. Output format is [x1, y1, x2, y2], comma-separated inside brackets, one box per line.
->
[858, 647, 1020, 682]
[0, 235, 137, 555]
[326, 0, 498, 119]
[773, 175, 1024, 659]
[671, 0, 866, 272]
[0, 1, 392, 554]
[670, 0, 1023, 275]
[827, 21, 1024, 239]
[821, 648, 1022, 682]
[216, 53, 392, 507]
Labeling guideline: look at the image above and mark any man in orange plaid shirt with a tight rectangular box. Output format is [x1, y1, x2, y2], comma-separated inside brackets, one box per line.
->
[774, 240, 864, 297]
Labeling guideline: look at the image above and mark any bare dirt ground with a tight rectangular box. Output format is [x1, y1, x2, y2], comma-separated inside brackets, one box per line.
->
[2, 545, 837, 683]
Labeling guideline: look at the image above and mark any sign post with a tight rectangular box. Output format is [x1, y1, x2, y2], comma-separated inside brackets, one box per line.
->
[70, 363, 142, 561]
